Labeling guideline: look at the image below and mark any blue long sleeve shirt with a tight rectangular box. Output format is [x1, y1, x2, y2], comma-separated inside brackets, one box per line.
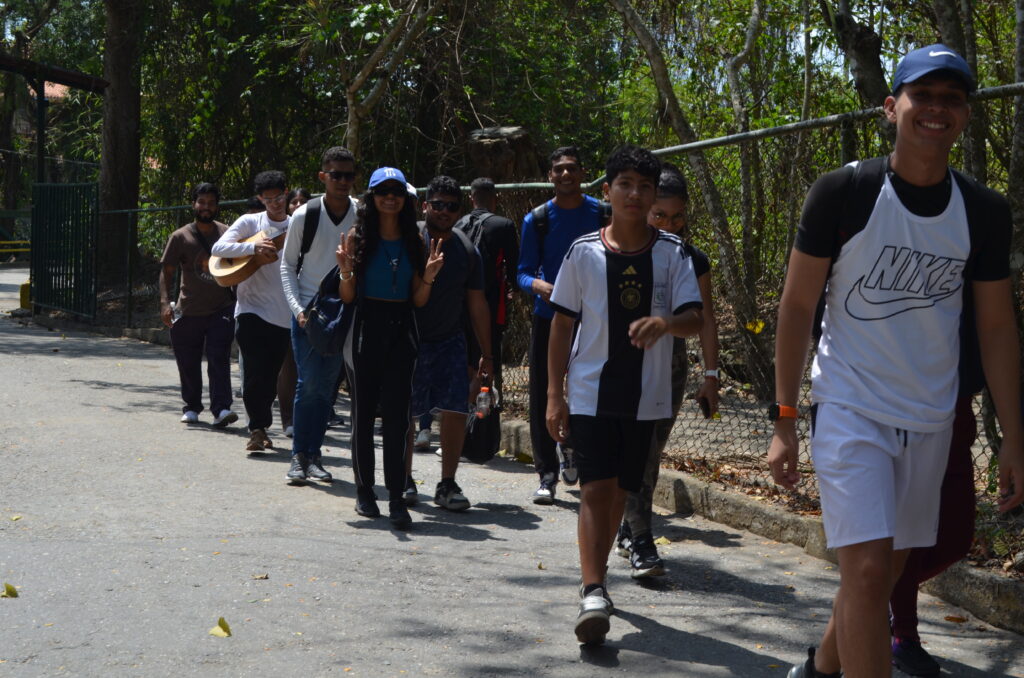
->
[516, 195, 604, 319]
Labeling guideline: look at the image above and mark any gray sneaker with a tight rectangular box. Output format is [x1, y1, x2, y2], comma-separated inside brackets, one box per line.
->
[286, 455, 308, 484]
[403, 476, 418, 506]
[575, 586, 612, 645]
[531, 480, 556, 505]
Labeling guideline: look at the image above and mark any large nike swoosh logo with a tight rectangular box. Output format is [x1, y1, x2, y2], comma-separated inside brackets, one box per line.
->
[929, 50, 957, 58]
[844, 276, 960, 321]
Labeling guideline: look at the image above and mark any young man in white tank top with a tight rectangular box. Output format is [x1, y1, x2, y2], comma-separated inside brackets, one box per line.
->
[768, 44, 1024, 678]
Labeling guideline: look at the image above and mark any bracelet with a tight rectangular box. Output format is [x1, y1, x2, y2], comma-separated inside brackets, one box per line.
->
[423, 278, 434, 285]
[339, 270, 354, 281]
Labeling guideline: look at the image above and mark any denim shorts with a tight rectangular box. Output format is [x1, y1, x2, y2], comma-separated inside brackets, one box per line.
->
[411, 333, 470, 417]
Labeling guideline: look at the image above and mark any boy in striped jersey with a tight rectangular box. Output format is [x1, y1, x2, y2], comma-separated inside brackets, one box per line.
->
[546, 145, 704, 645]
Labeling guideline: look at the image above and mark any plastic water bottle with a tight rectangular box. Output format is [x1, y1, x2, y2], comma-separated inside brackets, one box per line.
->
[474, 386, 492, 419]
[169, 301, 182, 323]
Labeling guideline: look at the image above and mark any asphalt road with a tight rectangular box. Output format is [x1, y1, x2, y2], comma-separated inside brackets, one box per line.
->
[1, 264, 1022, 677]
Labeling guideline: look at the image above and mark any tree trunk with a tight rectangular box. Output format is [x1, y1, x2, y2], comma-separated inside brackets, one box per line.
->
[819, 0, 893, 141]
[1010, 0, 1024, 247]
[98, 0, 143, 290]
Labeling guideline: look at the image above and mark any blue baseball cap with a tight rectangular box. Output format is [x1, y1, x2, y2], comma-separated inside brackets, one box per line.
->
[892, 43, 975, 94]
[368, 167, 407, 188]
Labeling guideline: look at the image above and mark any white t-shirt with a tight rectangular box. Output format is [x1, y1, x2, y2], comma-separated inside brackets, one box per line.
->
[280, 196, 357, 318]
[211, 212, 292, 328]
[811, 173, 970, 431]
[550, 227, 702, 420]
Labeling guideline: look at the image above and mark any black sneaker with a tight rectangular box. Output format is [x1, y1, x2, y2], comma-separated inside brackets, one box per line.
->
[388, 500, 412, 530]
[307, 459, 333, 482]
[286, 455, 308, 484]
[355, 487, 380, 518]
[530, 479, 556, 505]
[402, 475, 418, 506]
[629, 533, 666, 578]
[434, 478, 470, 511]
[615, 522, 633, 558]
[892, 639, 940, 676]
[327, 412, 346, 428]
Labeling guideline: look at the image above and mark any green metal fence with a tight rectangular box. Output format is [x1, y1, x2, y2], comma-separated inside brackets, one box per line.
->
[30, 182, 98, 319]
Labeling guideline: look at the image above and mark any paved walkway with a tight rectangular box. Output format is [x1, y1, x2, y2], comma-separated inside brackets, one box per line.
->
[1, 264, 1022, 677]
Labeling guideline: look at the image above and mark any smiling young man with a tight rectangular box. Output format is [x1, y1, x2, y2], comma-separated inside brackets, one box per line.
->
[768, 45, 1024, 678]
[212, 170, 293, 453]
[518, 147, 605, 505]
[546, 145, 703, 645]
[403, 176, 493, 511]
[280, 147, 358, 485]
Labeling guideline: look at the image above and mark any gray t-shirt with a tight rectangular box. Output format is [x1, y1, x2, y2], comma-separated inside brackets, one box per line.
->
[415, 223, 484, 343]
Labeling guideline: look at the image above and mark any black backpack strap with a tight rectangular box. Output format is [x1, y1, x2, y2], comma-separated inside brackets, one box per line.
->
[296, 197, 322, 277]
[598, 199, 612, 225]
[530, 201, 549, 266]
[812, 158, 885, 343]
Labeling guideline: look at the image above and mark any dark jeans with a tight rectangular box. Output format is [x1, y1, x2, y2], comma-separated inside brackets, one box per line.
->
[169, 309, 234, 415]
[528, 315, 558, 483]
[345, 299, 418, 499]
[235, 313, 290, 432]
[889, 396, 977, 642]
[277, 342, 296, 429]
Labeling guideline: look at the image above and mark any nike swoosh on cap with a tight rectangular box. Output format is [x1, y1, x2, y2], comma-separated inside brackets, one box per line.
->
[929, 50, 957, 58]
[844, 276, 960, 321]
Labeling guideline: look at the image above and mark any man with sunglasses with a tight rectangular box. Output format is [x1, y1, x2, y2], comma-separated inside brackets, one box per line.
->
[212, 170, 293, 454]
[280, 146, 358, 485]
[406, 175, 492, 511]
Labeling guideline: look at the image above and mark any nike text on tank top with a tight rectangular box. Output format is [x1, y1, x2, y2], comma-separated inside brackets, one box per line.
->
[549, 227, 703, 420]
[811, 172, 969, 432]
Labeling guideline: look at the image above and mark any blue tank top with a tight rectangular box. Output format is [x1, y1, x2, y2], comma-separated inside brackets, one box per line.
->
[364, 239, 413, 300]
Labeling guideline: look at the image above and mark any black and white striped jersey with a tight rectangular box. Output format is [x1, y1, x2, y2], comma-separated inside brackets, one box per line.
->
[550, 226, 703, 420]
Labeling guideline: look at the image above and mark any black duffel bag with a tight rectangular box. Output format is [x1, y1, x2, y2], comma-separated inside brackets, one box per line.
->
[303, 265, 355, 355]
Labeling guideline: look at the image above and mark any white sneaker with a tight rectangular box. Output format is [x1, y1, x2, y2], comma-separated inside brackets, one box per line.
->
[284, 425, 294, 438]
[213, 409, 239, 428]
[414, 428, 431, 450]
[180, 411, 199, 424]
[575, 586, 612, 645]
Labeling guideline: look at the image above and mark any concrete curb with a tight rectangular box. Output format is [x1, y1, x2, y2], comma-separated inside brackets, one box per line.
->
[500, 415, 1024, 635]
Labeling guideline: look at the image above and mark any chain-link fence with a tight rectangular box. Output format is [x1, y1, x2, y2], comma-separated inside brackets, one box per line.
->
[490, 88, 1024, 568]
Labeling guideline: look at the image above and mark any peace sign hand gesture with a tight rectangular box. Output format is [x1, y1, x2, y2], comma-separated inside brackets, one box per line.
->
[336, 230, 356, 274]
[424, 237, 444, 283]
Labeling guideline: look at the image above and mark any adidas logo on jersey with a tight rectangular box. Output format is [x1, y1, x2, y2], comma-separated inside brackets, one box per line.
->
[622, 265, 637, 275]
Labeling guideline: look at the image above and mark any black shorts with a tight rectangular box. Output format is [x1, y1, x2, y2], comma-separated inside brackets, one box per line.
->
[569, 414, 656, 492]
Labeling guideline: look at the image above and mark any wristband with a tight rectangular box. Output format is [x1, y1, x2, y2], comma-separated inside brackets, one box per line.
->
[704, 369, 719, 379]
[768, 403, 798, 421]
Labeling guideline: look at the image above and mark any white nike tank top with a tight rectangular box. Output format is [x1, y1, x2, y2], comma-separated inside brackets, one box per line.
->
[811, 171, 969, 432]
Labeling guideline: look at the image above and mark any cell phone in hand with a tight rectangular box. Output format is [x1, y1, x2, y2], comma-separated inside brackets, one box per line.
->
[698, 396, 711, 419]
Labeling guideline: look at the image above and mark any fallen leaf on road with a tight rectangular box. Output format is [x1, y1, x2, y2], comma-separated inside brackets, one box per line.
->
[208, 617, 232, 637]
[251, 574, 269, 580]
[10, 515, 21, 521]
[537, 562, 545, 570]
[1, 583, 18, 598]
[654, 536, 671, 546]
[945, 615, 968, 624]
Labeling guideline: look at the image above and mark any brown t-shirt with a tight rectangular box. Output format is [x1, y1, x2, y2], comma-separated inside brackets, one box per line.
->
[160, 221, 234, 316]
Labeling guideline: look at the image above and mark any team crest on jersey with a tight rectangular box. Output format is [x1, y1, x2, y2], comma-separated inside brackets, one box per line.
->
[620, 280, 642, 309]
[844, 245, 964, 320]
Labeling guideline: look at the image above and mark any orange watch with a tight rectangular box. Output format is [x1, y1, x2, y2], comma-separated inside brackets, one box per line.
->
[768, 403, 798, 421]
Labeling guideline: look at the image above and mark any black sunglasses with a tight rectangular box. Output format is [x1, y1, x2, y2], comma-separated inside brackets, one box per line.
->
[324, 170, 356, 182]
[373, 184, 407, 197]
[427, 199, 460, 213]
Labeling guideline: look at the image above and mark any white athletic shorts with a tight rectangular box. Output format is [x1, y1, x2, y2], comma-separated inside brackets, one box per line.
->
[811, 402, 953, 550]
